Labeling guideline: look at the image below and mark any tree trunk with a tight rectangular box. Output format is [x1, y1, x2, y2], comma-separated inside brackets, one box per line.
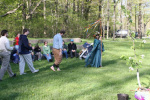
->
[120, 0, 122, 30]
[102, 6, 105, 39]
[22, 0, 26, 32]
[77, 0, 80, 17]
[73, 0, 75, 14]
[98, 0, 102, 32]
[144, 24, 146, 35]
[84, 0, 91, 21]
[137, 69, 141, 88]
[127, 2, 132, 36]
[29, 0, 32, 19]
[135, 5, 137, 32]
[113, 0, 116, 40]
[55, 0, 58, 34]
[43, 0, 46, 36]
[64, 0, 68, 23]
[28, 0, 33, 37]
[81, 0, 84, 17]
[103, 18, 105, 39]
[142, 9, 144, 36]
[107, 0, 110, 39]
[138, 3, 142, 39]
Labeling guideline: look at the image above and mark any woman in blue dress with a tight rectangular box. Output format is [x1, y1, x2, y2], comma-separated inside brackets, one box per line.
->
[85, 34, 104, 68]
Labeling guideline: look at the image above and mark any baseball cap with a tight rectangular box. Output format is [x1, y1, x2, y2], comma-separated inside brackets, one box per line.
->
[70, 39, 74, 42]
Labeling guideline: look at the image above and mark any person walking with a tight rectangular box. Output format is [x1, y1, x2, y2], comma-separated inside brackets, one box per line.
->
[19, 29, 39, 75]
[50, 30, 65, 71]
[0, 30, 16, 81]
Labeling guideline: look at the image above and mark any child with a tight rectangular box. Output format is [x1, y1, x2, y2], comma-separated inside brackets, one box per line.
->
[10, 49, 19, 64]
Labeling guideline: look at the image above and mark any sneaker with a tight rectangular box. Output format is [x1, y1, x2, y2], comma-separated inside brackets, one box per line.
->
[20, 73, 27, 75]
[32, 69, 39, 73]
[12, 73, 16, 77]
[57, 68, 61, 71]
[50, 66, 55, 71]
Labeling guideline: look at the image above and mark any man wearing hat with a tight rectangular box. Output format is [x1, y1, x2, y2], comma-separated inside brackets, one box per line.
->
[68, 39, 77, 58]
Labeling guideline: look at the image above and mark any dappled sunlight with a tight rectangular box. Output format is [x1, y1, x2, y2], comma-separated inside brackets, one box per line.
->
[1, 39, 150, 100]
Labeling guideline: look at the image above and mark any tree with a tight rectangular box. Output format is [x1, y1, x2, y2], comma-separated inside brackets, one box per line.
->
[106, 0, 110, 39]
[138, 3, 142, 38]
[0, 0, 149, 38]
[113, 0, 116, 40]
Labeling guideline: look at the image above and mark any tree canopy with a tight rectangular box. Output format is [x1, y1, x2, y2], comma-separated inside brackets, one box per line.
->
[0, 0, 150, 38]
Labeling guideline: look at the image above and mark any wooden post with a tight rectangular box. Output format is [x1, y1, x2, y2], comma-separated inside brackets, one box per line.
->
[117, 94, 129, 100]
[100, 19, 103, 67]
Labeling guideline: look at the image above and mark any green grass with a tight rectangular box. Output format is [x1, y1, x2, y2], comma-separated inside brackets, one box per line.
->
[1, 38, 150, 100]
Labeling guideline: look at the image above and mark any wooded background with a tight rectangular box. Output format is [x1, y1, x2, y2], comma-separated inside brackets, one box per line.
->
[0, 0, 150, 39]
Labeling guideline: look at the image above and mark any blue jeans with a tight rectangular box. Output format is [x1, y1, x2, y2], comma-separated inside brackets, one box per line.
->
[13, 53, 20, 64]
[43, 54, 52, 61]
[62, 50, 68, 58]
[15, 45, 19, 50]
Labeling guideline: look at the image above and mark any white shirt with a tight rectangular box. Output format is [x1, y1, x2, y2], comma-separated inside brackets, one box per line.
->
[0, 36, 13, 53]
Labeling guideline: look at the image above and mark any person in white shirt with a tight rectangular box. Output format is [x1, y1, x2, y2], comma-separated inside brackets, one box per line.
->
[0, 30, 16, 81]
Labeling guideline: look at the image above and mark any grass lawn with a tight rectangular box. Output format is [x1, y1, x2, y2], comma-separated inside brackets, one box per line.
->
[0, 38, 150, 100]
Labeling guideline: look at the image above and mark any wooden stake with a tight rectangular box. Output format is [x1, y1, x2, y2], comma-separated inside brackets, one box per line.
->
[100, 19, 103, 67]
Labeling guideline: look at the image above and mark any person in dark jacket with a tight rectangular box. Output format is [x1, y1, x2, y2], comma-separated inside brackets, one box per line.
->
[34, 45, 42, 61]
[68, 39, 77, 58]
[28, 43, 35, 61]
[19, 29, 39, 75]
[0, 58, 1, 65]
[62, 40, 68, 58]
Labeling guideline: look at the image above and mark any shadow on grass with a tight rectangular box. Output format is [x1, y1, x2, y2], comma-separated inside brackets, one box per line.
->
[103, 59, 118, 67]
[0, 92, 19, 100]
[61, 58, 84, 70]
[141, 75, 150, 88]
[65, 67, 150, 100]
[0, 57, 150, 100]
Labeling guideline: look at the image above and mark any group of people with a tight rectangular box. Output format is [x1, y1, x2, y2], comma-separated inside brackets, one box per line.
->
[0, 28, 104, 81]
[10, 35, 78, 64]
